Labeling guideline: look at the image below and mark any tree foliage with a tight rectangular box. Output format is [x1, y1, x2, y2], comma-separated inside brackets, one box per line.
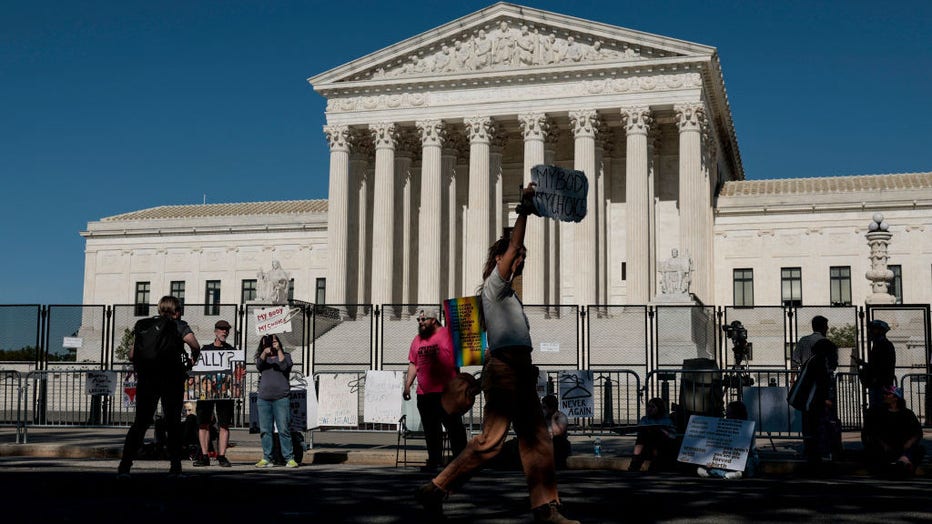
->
[115, 328, 134, 362]
[828, 323, 857, 348]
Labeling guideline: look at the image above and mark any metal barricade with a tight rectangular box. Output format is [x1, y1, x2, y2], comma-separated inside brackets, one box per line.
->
[0, 371, 24, 442]
[901, 372, 931, 427]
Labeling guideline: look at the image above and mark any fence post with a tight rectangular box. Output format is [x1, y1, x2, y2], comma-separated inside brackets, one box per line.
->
[602, 375, 614, 426]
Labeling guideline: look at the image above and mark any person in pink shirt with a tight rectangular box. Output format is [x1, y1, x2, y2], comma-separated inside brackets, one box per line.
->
[403, 307, 467, 471]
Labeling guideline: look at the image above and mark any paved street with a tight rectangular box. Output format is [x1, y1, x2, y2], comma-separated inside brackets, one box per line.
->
[2, 454, 931, 523]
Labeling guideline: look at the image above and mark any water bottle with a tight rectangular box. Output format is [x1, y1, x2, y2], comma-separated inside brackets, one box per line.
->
[593, 437, 602, 457]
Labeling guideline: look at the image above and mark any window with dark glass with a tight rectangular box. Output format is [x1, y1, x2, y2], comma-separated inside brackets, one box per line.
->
[829, 266, 852, 306]
[733, 269, 754, 306]
[316, 277, 326, 305]
[204, 280, 221, 316]
[781, 267, 802, 307]
[170, 281, 185, 311]
[134, 282, 151, 316]
[241, 279, 257, 304]
[889, 264, 903, 304]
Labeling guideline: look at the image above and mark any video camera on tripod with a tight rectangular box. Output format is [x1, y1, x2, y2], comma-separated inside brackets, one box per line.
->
[721, 320, 754, 388]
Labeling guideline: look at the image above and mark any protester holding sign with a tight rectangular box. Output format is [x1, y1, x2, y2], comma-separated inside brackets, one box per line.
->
[193, 319, 236, 468]
[403, 307, 466, 472]
[254, 334, 298, 468]
[417, 183, 578, 524]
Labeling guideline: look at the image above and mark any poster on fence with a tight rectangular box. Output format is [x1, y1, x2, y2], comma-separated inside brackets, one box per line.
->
[443, 295, 487, 366]
[122, 372, 137, 408]
[193, 347, 245, 372]
[315, 373, 359, 427]
[252, 305, 296, 336]
[363, 370, 404, 424]
[677, 415, 756, 472]
[530, 164, 588, 223]
[249, 387, 318, 433]
[558, 370, 594, 417]
[85, 371, 117, 396]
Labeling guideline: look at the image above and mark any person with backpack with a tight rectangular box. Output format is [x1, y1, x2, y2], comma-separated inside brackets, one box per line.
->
[117, 295, 201, 479]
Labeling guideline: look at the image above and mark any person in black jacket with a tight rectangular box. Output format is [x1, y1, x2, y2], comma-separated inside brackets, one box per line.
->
[800, 337, 839, 468]
[855, 320, 896, 410]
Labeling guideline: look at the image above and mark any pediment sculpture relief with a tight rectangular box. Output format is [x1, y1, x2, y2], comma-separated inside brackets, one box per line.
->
[363, 19, 647, 80]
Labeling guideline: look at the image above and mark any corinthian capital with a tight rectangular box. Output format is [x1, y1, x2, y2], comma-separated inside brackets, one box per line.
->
[464, 116, 494, 143]
[569, 109, 601, 138]
[416, 119, 447, 148]
[674, 103, 706, 132]
[368, 122, 397, 149]
[518, 113, 551, 141]
[323, 124, 350, 151]
[620, 106, 652, 136]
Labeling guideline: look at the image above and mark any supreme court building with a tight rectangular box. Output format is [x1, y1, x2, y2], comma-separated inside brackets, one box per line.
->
[82, 3, 932, 314]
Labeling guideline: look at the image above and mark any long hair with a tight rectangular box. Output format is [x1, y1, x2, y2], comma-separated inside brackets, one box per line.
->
[254, 334, 283, 359]
[646, 397, 668, 418]
[481, 236, 511, 283]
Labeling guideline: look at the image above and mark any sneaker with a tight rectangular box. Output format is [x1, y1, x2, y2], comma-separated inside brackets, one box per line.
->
[193, 455, 210, 467]
[255, 459, 273, 468]
[286, 459, 300, 468]
[217, 456, 232, 468]
[532, 501, 580, 524]
[723, 471, 743, 480]
[696, 467, 710, 478]
[415, 481, 446, 518]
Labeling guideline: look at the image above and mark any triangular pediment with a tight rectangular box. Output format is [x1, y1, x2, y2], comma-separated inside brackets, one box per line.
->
[310, 2, 715, 88]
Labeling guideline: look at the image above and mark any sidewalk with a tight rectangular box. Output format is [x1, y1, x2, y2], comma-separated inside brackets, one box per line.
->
[2, 425, 917, 476]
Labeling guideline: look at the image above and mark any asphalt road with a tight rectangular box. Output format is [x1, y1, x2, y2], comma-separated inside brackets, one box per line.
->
[2, 456, 931, 523]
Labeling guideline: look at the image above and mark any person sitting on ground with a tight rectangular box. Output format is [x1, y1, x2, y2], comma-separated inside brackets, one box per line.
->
[861, 385, 925, 478]
[629, 397, 678, 472]
[542, 394, 571, 469]
[697, 400, 760, 480]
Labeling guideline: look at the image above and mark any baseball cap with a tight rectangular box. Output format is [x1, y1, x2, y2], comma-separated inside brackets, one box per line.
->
[417, 308, 439, 320]
[868, 319, 890, 332]
[883, 385, 903, 399]
[214, 320, 232, 330]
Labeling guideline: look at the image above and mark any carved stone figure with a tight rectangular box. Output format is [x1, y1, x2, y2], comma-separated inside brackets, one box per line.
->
[493, 21, 515, 65]
[515, 25, 536, 65]
[658, 248, 693, 295]
[257, 260, 291, 304]
[565, 36, 584, 62]
[473, 29, 492, 69]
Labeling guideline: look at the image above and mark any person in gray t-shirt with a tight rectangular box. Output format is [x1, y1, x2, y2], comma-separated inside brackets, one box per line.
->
[417, 183, 578, 524]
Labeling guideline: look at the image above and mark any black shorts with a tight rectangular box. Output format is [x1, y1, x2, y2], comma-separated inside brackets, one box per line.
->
[196, 399, 234, 428]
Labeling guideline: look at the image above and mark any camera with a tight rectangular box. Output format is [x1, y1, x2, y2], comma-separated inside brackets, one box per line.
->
[722, 320, 752, 367]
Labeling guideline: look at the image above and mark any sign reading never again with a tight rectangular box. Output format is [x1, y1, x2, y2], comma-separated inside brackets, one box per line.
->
[531, 165, 588, 222]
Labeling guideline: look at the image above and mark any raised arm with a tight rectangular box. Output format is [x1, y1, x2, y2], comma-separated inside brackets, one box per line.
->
[496, 183, 535, 280]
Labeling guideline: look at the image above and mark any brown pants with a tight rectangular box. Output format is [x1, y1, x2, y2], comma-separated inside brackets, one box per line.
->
[433, 350, 558, 508]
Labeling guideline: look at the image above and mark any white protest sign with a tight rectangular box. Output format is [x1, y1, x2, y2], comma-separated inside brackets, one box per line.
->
[558, 370, 594, 417]
[85, 371, 117, 396]
[192, 347, 245, 372]
[363, 370, 404, 424]
[531, 164, 588, 223]
[677, 415, 756, 472]
[315, 374, 359, 427]
[253, 306, 297, 336]
[63, 337, 83, 349]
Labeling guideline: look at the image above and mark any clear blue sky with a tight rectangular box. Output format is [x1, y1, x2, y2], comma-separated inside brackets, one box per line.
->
[2, 0, 930, 305]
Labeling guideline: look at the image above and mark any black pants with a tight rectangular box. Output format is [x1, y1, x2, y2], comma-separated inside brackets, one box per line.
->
[119, 371, 185, 473]
[417, 392, 467, 466]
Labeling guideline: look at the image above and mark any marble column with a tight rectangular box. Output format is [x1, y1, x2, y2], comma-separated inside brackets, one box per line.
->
[621, 106, 652, 304]
[323, 124, 351, 305]
[569, 109, 600, 306]
[441, 143, 458, 300]
[464, 116, 493, 293]
[394, 142, 415, 306]
[416, 119, 446, 305]
[647, 127, 662, 300]
[369, 122, 397, 305]
[675, 103, 705, 301]
[347, 130, 371, 306]
[490, 132, 506, 244]
[700, 120, 717, 303]
[545, 131, 559, 307]
[599, 131, 615, 307]
[518, 113, 549, 304]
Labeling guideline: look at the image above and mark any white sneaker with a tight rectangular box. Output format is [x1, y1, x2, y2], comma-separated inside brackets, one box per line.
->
[723, 471, 743, 480]
[696, 467, 710, 478]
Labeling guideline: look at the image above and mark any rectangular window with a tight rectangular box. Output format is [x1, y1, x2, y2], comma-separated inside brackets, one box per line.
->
[134, 282, 150, 316]
[733, 269, 754, 306]
[889, 264, 902, 304]
[829, 266, 852, 306]
[621, 262, 627, 281]
[315, 277, 326, 305]
[781, 267, 802, 307]
[241, 279, 257, 304]
[170, 281, 185, 312]
[204, 280, 221, 316]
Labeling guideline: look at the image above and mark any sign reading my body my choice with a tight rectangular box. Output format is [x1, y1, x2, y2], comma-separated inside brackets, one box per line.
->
[531, 164, 588, 223]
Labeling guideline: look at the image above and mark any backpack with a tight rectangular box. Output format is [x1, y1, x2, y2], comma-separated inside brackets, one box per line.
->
[787, 355, 819, 411]
[133, 316, 183, 371]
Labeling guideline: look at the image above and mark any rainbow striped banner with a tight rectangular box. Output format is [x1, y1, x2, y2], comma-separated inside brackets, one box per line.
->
[443, 296, 488, 367]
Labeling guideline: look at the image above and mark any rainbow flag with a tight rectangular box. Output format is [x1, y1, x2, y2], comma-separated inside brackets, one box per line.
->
[443, 296, 488, 367]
